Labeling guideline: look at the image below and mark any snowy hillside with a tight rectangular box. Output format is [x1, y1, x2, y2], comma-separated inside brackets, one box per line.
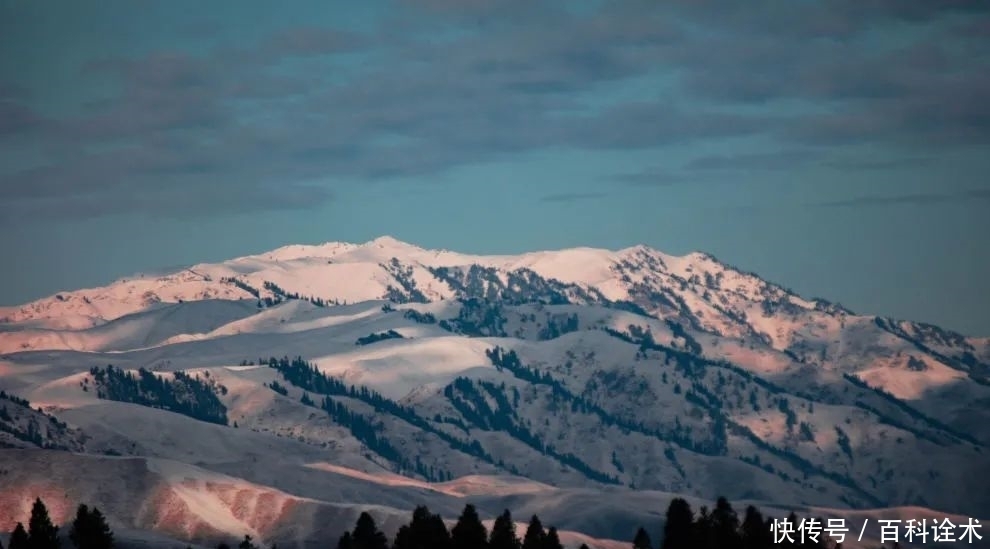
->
[1, 236, 988, 548]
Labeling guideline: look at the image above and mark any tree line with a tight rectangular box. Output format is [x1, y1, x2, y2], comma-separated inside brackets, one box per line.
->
[5, 495, 869, 549]
[329, 496, 839, 549]
[86, 366, 229, 426]
[3, 498, 113, 549]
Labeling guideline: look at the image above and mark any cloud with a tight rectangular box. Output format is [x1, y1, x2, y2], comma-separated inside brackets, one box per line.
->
[683, 150, 934, 173]
[540, 192, 609, 204]
[261, 26, 368, 58]
[0, 99, 46, 137]
[607, 170, 701, 188]
[822, 157, 934, 172]
[2, 2, 989, 221]
[686, 150, 820, 172]
[808, 188, 990, 210]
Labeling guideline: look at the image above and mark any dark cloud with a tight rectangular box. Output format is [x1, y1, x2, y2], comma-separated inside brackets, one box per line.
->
[823, 157, 934, 172]
[0, 99, 46, 137]
[2, 2, 989, 221]
[540, 192, 609, 204]
[684, 150, 934, 173]
[608, 170, 701, 188]
[262, 26, 367, 57]
[686, 150, 820, 172]
[809, 188, 990, 210]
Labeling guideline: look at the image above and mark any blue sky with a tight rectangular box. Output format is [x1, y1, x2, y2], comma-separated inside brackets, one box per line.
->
[1, 0, 988, 335]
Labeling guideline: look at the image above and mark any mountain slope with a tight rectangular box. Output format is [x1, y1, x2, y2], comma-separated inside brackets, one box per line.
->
[1, 236, 988, 548]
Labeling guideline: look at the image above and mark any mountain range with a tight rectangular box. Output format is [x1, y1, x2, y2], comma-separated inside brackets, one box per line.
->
[1, 236, 988, 549]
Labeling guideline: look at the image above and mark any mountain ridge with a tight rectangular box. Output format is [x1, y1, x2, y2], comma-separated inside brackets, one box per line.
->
[2, 236, 988, 548]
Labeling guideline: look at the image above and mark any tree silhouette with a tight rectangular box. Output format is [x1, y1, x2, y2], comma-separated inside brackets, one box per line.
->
[711, 497, 741, 549]
[69, 504, 114, 549]
[693, 506, 714, 549]
[542, 527, 563, 549]
[521, 515, 545, 549]
[350, 512, 388, 549]
[393, 505, 451, 549]
[336, 532, 353, 549]
[237, 536, 258, 549]
[9, 524, 29, 549]
[740, 505, 771, 549]
[662, 498, 694, 549]
[28, 498, 60, 549]
[489, 510, 520, 549]
[632, 527, 653, 549]
[451, 504, 488, 549]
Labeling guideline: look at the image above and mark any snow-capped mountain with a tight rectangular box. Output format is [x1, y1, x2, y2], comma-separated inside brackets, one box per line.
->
[1, 236, 988, 549]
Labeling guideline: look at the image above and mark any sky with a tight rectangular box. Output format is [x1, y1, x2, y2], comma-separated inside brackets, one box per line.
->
[1, 1, 988, 335]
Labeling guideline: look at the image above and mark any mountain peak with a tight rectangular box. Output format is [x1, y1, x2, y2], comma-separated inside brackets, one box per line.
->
[363, 235, 422, 250]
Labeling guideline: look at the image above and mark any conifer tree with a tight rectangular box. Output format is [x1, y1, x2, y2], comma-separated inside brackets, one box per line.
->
[10, 524, 29, 549]
[238, 536, 257, 549]
[521, 515, 545, 549]
[451, 504, 488, 549]
[662, 498, 694, 549]
[740, 505, 771, 549]
[336, 532, 353, 549]
[393, 505, 451, 549]
[781, 512, 801, 549]
[69, 504, 114, 549]
[542, 527, 562, 549]
[28, 498, 60, 549]
[632, 527, 653, 549]
[489, 510, 520, 549]
[711, 497, 741, 549]
[693, 506, 714, 549]
[351, 512, 388, 549]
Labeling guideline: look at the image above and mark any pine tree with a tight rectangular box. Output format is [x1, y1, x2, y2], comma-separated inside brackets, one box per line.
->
[489, 510, 520, 549]
[693, 506, 714, 549]
[451, 504, 488, 549]
[238, 536, 257, 549]
[69, 504, 114, 549]
[393, 506, 451, 549]
[542, 527, 563, 549]
[711, 497, 741, 549]
[351, 512, 388, 549]
[521, 515, 545, 549]
[87, 508, 113, 549]
[740, 505, 770, 549]
[632, 527, 653, 549]
[10, 525, 29, 549]
[781, 512, 801, 549]
[336, 532, 353, 549]
[28, 498, 60, 549]
[662, 498, 694, 549]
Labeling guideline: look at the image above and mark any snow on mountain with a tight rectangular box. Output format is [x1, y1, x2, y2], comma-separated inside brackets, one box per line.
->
[2, 236, 989, 548]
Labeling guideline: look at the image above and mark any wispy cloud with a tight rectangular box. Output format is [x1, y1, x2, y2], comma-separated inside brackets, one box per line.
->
[808, 188, 990, 209]
[1, 1, 988, 221]
[539, 192, 609, 204]
[686, 150, 820, 172]
[607, 170, 701, 188]
[683, 150, 935, 174]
